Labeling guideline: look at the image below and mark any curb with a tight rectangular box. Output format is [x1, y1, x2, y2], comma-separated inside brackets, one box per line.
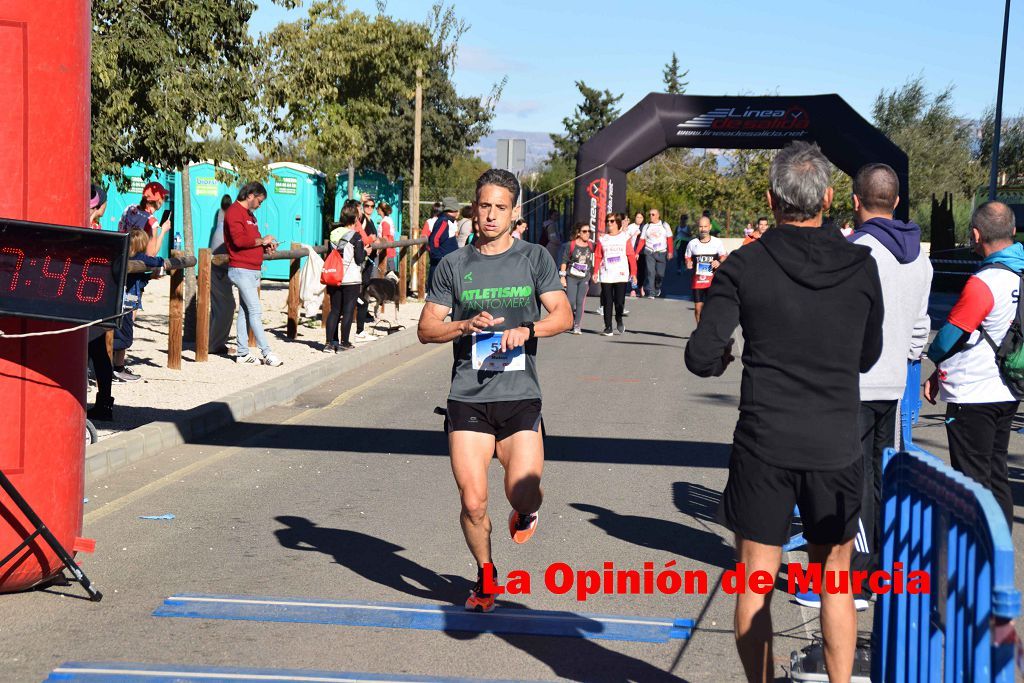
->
[84, 327, 423, 483]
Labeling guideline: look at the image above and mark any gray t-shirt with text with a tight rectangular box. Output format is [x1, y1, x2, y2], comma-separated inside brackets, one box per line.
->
[427, 239, 562, 403]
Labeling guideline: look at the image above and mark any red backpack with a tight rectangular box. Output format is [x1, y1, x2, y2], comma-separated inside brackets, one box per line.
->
[320, 248, 345, 287]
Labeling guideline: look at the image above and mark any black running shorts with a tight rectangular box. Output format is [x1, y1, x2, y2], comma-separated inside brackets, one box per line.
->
[719, 450, 862, 547]
[692, 288, 709, 304]
[446, 399, 543, 441]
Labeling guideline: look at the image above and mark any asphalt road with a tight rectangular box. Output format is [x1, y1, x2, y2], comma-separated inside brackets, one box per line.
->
[3, 268, 1022, 683]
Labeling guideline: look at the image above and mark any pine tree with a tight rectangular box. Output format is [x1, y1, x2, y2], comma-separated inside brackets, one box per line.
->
[662, 52, 689, 95]
[549, 81, 623, 164]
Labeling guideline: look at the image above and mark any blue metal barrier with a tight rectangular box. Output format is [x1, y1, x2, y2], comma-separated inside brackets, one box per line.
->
[900, 360, 922, 450]
[872, 447, 1020, 682]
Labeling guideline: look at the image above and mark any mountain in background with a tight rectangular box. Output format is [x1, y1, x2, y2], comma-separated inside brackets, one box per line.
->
[472, 130, 555, 171]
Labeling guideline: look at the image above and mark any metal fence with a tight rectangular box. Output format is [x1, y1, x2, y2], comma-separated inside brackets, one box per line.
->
[872, 448, 1020, 682]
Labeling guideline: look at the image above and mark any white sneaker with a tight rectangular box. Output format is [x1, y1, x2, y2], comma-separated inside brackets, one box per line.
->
[236, 353, 260, 365]
[262, 352, 283, 367]
[355, 331, 370, 340]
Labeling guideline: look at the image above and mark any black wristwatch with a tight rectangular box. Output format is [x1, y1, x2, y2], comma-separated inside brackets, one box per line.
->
[519, 321, 536, 340]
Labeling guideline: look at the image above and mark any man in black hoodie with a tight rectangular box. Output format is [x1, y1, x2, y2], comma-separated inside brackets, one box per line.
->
[685, 141, 884, 683]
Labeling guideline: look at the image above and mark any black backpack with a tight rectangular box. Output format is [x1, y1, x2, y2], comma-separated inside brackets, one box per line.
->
[978, 263, 1024, 399]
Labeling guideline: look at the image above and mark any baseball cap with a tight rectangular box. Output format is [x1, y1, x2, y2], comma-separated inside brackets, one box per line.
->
[142, 181, 169, 199]
[442, 197, 460, 212]
[90, 184, 107, 209]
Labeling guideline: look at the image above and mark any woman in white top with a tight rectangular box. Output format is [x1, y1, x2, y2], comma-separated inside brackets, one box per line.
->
[593, 213, 638, 336]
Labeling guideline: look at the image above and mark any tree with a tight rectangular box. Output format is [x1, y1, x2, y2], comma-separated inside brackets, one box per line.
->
[662, 52, 689, 95]
[872, 77, 984, 230]
[91, 0, 296, 340]
[549, 82, 623, 164]
[259, 2, 499, 186]
[421, 155, 491, 202]
[91, 0, 294, 182]
[978, 109, 1024, 184]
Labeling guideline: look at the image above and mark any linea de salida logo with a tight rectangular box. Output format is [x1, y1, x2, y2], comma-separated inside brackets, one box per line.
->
[677, 105, 810, 136]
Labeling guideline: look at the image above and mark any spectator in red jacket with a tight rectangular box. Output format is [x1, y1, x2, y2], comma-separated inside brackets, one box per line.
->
[224, 182, 283, 367]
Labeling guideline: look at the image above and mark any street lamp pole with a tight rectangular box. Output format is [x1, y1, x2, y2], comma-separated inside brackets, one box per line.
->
[989, 0, 1013, 200]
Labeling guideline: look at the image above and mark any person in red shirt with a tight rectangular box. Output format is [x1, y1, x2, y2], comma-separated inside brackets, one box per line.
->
[224, 182, 283, 367]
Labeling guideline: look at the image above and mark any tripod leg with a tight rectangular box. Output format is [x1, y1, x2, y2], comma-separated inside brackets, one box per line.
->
[0, 472, 102, 601]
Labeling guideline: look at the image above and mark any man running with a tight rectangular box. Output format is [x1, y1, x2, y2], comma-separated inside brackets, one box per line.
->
[417, 169, 573, 613]
[684, 217, 728, 322]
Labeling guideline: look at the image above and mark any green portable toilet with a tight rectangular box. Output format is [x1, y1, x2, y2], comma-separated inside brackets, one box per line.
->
[256, 162, 326, 281]
[172, 161, 239, 267]
[99, 161, 174, 259]
[335, 170, 404, 239]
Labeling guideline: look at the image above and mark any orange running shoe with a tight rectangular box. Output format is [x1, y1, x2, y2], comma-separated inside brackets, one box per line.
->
[465, 565, 496, 612]
[508, 510, 539, 544]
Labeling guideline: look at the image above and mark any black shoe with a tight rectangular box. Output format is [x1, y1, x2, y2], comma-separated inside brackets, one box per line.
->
[87, 397, 114, 421]
[338, 341, 355, 350]
[616, 322, 625, 335]
[601, 328, 614, 337]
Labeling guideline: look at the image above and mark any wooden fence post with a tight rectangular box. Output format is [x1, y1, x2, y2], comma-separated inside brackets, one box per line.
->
[195, 249, 211, 362]
[416, 248, 426, 299]
[287, 242, 301, 339]
[398, 245, 408, 304]
[168, 264, 184, 370]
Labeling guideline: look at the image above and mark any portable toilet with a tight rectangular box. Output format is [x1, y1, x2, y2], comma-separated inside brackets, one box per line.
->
[335, 170, 404, 239]
[172, 161, 239, 266]
[98, 161, 174, 259]
[256, 162, 326, 280]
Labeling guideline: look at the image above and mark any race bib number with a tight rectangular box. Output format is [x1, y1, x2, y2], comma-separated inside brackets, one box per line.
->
[607, 255, 622, 263]
[570, 262, 589, 277]
[696, 261, 713, 276]
[471, 332, 525, 372]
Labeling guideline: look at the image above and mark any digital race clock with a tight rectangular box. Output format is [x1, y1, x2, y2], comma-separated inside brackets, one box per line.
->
[0, 218, 128, 325]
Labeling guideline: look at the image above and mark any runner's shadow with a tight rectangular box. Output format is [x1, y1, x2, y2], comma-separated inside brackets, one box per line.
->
[273, 519, 689, 681]
[570, 503, 734, 570]
[273, 516, 465, 603]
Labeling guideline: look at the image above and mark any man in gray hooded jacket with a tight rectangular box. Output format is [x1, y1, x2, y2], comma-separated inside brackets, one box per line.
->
[844, 164, 931, 606]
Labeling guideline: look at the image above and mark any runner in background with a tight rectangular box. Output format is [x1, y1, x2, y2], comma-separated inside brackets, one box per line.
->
[417, 169, 572, 613]
[559, 222, 596, 335]
[456, 205, 474, 247]
[742, 217, 770, 246]
[675, 213, 692, 274]
[685, 216, 727, 322]
[639, 208, 673, 298]
[628, 211, 646, 297]
[594, 213, 638, 336]
[511, 219, 528, 240]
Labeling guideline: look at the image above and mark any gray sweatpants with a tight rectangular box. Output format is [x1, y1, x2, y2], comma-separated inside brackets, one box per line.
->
[209, 265, 236, 352]
[645, 251, 667, 296]
[565, 275, 589, 329]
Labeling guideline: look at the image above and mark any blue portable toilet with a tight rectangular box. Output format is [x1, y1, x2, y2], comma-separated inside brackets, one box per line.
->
[255, 162, 326, 281]
[99, 161, 174, 259]
[172, 161, 239, 267]
[335, 170, 404, 239]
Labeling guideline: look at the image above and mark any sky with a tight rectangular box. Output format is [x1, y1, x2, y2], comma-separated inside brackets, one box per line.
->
[250, 0, 1023, 135]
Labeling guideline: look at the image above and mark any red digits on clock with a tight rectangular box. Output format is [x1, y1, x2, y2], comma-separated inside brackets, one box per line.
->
[76, 257, 109, 303]
[1, 247, 25, 291]
[41, 255, 71, 297]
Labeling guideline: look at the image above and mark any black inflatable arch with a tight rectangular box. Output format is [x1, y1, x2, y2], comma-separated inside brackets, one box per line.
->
[573, 93, 909, 230]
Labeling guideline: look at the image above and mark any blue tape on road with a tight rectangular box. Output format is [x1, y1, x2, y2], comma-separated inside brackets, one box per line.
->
[46, 661, 541, 683]
[154, 594, 694, 644]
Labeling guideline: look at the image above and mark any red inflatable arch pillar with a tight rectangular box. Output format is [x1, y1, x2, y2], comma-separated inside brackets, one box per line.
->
[0, 2, 93, 592]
